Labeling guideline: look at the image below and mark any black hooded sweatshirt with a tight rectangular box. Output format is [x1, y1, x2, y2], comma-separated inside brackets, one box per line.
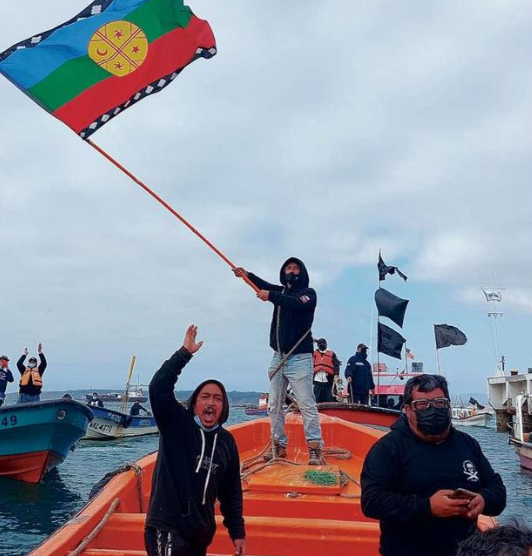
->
[361, 416, 506, 556]
[146, 348, 245, 546]
[247, 257, 316, 355]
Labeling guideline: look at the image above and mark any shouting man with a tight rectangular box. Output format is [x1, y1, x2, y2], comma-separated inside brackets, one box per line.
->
[146, 325, 246, 556]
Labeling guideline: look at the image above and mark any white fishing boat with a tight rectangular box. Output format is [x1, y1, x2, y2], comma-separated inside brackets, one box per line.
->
[451, 407, 493, 427]
[85, 406, 157, 439]
[84, 356, 158, 440]
[451, 397, 493, 427]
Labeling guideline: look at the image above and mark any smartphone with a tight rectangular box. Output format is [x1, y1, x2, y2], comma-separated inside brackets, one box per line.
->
[449, 488, 477, 501]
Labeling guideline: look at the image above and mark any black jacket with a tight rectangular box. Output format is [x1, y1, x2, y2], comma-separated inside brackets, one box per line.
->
[147, 348, 245, 546]
[361, 416, 506, 556]
[248, 257, 316, 354]
[345, 352, 374, 394]
[0, 367, 14, 394]
[17, 353, 47, 396]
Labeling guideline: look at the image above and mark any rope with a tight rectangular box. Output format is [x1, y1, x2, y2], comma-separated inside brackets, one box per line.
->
[68, 498, 120, 556]
[128, 462, 145, 512]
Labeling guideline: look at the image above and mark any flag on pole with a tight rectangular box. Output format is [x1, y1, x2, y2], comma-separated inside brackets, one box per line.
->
[434, 324, 467, 349]
[482, 289, 502, 302]
[375, 288, 409, 328]
[378, 253, 407, 282]
[406, 348, 415, 360]
[378, 322, 406, 360]
[0, 0, 216, 139]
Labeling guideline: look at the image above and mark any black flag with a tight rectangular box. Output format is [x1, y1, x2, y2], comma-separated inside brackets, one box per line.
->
[434, 324, 467, 349]
[378, 253, 407, 282]
[378, 322, 406, 360]
[468, 397, 485, 410]
[375, 288, 409, 328]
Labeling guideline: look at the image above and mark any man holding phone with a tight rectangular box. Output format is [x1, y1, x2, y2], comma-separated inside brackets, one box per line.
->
[361, 374, 506, 556]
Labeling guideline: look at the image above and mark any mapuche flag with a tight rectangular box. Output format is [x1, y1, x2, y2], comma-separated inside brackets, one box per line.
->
[434, 324, 467, 349]
[378, 322, 406, 360]
[0, 0, 216, 139]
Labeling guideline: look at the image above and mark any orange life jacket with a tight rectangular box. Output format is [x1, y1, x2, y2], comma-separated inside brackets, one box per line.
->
[313, 350, 335, 375]
[20, 366, 43, 387]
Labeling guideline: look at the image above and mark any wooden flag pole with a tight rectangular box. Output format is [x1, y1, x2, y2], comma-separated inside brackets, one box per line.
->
[86, 140, 260, 294]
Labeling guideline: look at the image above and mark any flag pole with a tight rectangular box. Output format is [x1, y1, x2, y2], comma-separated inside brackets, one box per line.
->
[376, 250, 381, 408]
[435, 347, 442, 375]
[86, 139, 260, 294]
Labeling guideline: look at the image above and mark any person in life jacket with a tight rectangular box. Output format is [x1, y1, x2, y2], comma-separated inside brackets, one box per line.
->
[0, 355, 14, 407]
[16, 343, 47, 404]
[146, 325, 246, 556]
[312, 338, 341, 403]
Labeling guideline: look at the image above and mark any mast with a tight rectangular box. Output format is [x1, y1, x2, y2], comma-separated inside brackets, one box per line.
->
[482, 269, 505, 376]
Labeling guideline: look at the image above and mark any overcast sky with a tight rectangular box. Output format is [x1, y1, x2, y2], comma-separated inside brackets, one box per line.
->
[1, 0, 531, 397]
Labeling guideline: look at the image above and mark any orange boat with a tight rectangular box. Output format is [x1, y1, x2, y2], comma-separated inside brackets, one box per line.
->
[29, 413, 496, 556]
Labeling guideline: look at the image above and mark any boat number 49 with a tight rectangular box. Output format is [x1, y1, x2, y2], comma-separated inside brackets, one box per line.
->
[1, 415, 17, 427]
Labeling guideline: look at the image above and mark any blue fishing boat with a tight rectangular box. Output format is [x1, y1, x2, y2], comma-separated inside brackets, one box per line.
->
[84, 406, 158, 439]
[0, 399, 93, 483]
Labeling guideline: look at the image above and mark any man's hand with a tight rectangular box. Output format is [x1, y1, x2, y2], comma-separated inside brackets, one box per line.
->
[466, 493, 485, 519]
[37, 343, 42, 354]
[233, 539, 246, 556]
[257, 290, 269, 302]
[232, 267, 248, 278]
[347, 377, 352, 383]
[23, 347, 28, 356]
[182, 325, 204, 355]
[429, 490, 470, 518]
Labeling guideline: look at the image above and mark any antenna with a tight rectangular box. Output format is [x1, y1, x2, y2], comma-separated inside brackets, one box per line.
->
[481, 269, 505, 376]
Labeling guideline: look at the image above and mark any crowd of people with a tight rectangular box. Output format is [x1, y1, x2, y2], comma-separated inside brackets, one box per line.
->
[2, 258, 528, 556]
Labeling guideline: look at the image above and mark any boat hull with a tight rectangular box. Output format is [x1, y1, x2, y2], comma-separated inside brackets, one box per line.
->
[84, 406, 158, 439]
[0, 400, 93, 483]
[318, 402, 400, 427]
[244, 407, 268, 416]
[28, 413, 498, 556]
[452, 412, 493, 427]
[510, 438, 532, 471]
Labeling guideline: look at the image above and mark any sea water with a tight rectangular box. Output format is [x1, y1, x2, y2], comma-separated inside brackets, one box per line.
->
[0, 410, 531, 556]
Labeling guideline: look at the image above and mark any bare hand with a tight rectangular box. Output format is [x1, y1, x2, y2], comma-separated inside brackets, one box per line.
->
[347, 377, 352, 383]
[37, 343, 42, 353]
[182, 325, 204, 355]
[232, 267, 248, 278]
[234, 539, 246, 556]
[466, 493, 485, 519]
[257, 290, 269, 302]
[23, 347, 28, 356]
[430, 490, 470, 518]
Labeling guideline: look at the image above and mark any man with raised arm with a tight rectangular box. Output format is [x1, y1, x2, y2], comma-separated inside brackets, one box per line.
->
[233, 257, 323, 465]
[145, 325, 246, 556]
[17, 343, 47, 404]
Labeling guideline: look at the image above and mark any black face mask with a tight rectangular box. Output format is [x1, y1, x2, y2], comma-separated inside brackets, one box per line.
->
[285, 272, 300, 286]
[415, 406, 451, 436]
[317, 343, 327, 351]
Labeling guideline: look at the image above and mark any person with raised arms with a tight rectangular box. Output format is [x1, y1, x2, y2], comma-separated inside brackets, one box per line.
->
[145, 325, 246, 556]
